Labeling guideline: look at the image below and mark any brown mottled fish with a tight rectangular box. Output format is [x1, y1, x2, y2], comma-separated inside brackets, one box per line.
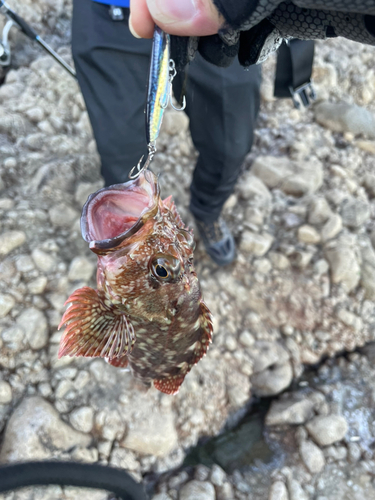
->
[58, 170, 213, 395]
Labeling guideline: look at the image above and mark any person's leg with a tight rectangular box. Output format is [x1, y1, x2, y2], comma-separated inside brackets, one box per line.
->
[174, 56, 261, 223]
[72, 0, 152, 185]
[173, 55, 261, 264]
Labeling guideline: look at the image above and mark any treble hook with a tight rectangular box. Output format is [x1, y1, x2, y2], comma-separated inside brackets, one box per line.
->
[129, 143, 157, 179]
[168, 59, 186, 111]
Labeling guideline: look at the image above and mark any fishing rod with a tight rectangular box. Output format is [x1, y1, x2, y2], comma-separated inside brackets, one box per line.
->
[0, 0, 76, 78]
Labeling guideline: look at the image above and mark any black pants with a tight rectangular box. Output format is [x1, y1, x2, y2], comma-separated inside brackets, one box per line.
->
[72, 0, 261, 223]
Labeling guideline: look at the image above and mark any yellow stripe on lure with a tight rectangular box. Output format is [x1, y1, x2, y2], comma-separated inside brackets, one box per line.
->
[130, 25, 186, 179]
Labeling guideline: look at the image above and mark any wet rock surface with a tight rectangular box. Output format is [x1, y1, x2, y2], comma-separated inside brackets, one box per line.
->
[0, 9, 375, 500]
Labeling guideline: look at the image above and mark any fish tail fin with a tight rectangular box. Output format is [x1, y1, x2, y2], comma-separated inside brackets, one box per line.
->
[154, 374, 186, 395]
[58, 287, 135, 360]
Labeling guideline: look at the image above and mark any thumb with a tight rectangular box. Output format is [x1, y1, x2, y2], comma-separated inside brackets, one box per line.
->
[130, 0, 224, 38]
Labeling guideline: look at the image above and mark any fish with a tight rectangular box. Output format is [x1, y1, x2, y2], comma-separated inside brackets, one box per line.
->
[58, 170, 213, 395]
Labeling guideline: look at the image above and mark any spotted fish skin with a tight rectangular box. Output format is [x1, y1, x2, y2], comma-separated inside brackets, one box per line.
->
[58, 170, 213, 395]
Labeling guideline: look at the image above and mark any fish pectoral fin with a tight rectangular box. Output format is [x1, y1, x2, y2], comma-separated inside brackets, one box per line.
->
[105, 355, 129, 369]
[154, 374, 186, 395]
[58, 286, 135, 360]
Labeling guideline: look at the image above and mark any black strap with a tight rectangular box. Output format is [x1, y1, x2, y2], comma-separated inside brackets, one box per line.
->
[0, 461, 147, 500]
[274, 39, 316, 108]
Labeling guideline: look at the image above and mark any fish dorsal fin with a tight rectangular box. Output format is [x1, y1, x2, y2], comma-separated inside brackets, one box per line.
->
[163, 196, 186, 230]
[58, 287, 135, 360]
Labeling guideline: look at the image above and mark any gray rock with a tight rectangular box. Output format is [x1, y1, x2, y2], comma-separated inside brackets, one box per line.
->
[299, 440, 325, 474]
[75, 181, 104, 207]
[288, 479, 308, 500]
[240, 231, 273, 256]
[251, 156, 323, 196]
[151, 494, 173, 500]
[250, 341, 289, 373]
[356, 140, 375, 155]
[361, 262, 375, 301]
[0, 198, 14, 210]
[308, 198, 332, 225]
[238, 173, 272, 207]
[49, 203, 79, 228]
[69, 406, 94, 433]
[239, 330, 255, 348]
[1, 326, 24, 351]
[269, 481, 289, 500]
[179, 480, 215, 500]
[27, 276, 48, 295]
[161, 109, 189, 135]
[0, 293, 15, 319]
[314, 101, 375, 138]
[336, 309, 362, 331]
[31, 248, 56, 273]
[121, 408, 178, 458]
[297, 225, 321, 244]
[16, 307, 48, 350]
[321, 214, 343, 242]
[289, 250, 314, 269]
[210, 464, 226, 487]
[26, 106, 45, 123]
[0, 380, 12, 404]
[0, 396, 90, 462]
[306, 415, 348, 446]
[251, 362, 293, 397]
[266, 398, 315, 426]
[250, 343, 293, 397]
[15, 255, 35, 273]
[0, 230, 26, 256]
[313, 259, 329, 275]
[341, 198, 370, 228]
[325, 242, 360, 293]
[68, 256, 95, 282]
[3, 157, 17, 169]
[269, 252, 290, 269]
[362, 173, 375, 198]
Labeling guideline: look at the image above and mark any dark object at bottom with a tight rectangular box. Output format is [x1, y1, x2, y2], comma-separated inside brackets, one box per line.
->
[195, 217, 236, 266]
[0, 461, 146, 500]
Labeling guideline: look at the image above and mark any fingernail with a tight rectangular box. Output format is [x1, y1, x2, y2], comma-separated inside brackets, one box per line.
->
[148, 0, 197, 24]
[129, 14, 141, 38]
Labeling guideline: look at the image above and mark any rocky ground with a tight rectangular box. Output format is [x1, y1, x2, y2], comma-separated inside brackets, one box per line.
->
[0, 2, 375, 499]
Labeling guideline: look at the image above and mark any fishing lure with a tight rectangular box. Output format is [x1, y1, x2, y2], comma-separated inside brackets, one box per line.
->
[129, 25, 186, 179]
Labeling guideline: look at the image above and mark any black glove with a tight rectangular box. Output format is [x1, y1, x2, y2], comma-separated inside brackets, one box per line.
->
[171, 0, 375, 69]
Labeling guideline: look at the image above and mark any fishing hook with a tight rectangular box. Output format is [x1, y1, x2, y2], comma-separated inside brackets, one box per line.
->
[168, 60, 186, 111]
[129, 142, 157, 179]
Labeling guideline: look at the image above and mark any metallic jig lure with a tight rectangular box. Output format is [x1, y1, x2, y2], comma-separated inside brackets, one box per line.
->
[129, 25, 186, 179]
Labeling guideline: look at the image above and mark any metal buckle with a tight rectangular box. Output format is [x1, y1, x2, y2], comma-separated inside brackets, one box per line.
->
[289, 80, 316, 109]
[0, 18, 13, 66]
[109, 5, 124, 21]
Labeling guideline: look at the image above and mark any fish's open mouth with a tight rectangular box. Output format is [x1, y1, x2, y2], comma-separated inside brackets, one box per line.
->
[81, 171, 159, 251]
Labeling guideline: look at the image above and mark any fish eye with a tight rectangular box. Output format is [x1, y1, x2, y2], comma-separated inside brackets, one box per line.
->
[155, 264, 168, 279]
[150, 255, 181, 282]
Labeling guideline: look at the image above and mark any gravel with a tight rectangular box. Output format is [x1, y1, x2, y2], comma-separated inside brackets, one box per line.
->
[1, 15, 375, 499]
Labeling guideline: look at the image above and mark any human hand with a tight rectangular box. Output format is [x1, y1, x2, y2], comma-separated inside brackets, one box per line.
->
[129, 0, 224, 38]
[129, 0, 375, 68]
